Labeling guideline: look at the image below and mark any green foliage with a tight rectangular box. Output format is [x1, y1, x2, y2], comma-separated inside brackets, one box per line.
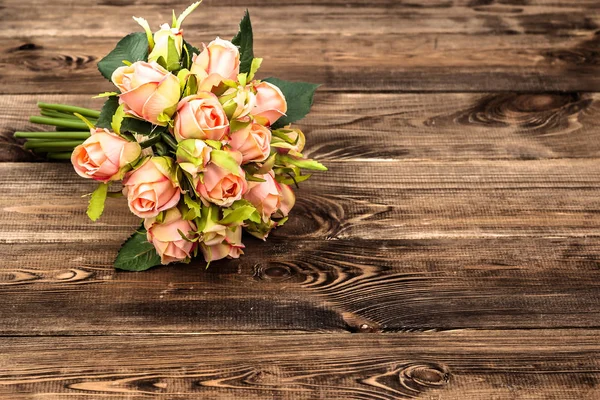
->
[263, 77, 320, 129]
[114, 227, 162, 271]
[87, 183, 108, 222]
[98, 32, 149, 81]
[182, 40, 200, 70]
[96, 97, 120, 129]
[231, 10, 254, 74]
[121, 117, 161, 136]
[220, 200, 261, 225]
[210, 150, 242, 176]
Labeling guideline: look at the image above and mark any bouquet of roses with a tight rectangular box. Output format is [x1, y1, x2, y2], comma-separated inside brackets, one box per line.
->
[15, 2, 325, 271]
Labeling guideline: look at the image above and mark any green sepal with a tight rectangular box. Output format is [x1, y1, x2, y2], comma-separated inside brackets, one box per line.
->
[229, 119, 250, 133]
[275, 173, 312, 186]
[220, 200, 261, 225]
[248, 58, 263, 81]
[175, 1, 202, 29]
[73, 113, 95, 130]
[256, 153, 276, 174]
[204, 140, 222, 150]
[114, 226, 162, 271]
[132, 16, 155, 49]
[182, 194, 202, 220]
[210, 150, 241, 176]
[165, 35, 181, 71]
[245, 172, 267, 182]
[111, 104, 126, 135]
[87, 183, 108, 222]
[93, 91, 118, 99]
[182, 40, 200, 70]
[277, 154, 327, 171]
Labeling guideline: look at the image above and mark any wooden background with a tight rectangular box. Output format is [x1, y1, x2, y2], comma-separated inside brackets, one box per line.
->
[1, 0, 600, 398]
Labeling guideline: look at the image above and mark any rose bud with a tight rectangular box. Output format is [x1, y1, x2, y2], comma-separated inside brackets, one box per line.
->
[173, 93, 229, 142]
[197, 154, 248, 207]
[219, 85, 256, 120]
[147, 24, 183, 67]
[244, 172, 281, 221]
[144, 207, 196, 265]
[275, 182, 296, 218]
[111, 61, 180, 126]
[200, 225, 245, 263]
[176, 139, 212, 178]
[229, 123, 271, 164]
[252, 81, 287, 125]
[71, 128, 141, 182]
[122, 157, 181, 218]
[190, 38, 240, 90]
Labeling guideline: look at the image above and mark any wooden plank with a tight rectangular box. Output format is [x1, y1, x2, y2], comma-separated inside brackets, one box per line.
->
[4, 0, 600, 37]
[2, 161, 600, 242]
[1, 331, 599, 399]
[1, 237, 600, 334]
[3, 92, 600, 162]
[1, 31, 599, 93]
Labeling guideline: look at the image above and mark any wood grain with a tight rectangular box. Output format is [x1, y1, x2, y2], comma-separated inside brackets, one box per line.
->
[1, 162, 600, 333]
[1, 237, 600, 334]
[2, 162, 600, 242]
[4, 92, 600, 162]
[2, 29, 600, 92]
[1, 331, 599, 399]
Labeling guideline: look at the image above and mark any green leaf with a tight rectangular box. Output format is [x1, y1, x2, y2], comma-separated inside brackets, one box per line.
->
[114, 227, 162, 271]
[98, 32, 149, 81]
[87, 183, 108, 222]
[96, 97, 120, 129]
[231, 10, 253, 74]
[263, 77, 320, 129]
[275, 173, 312, 185]
[219, 205, 258, 225]
[248, 58, 262, 81]
[132, 16, 155, 49]
[166, 36, 181, 71]
[210, 150, 241, 176]
[93, 91, 118, 99]
[183, 194, 202, 220]
[176, 1, 202, 29]
[182, 40, 200, 70]
[121, 117, 160, 136]
[73, 113, 95, 130]
[278, 154, 327, 171]
[111, 104, 126, 134]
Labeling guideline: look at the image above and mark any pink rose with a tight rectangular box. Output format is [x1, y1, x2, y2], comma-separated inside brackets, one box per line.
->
[148, 24, 183, 64]
[71, 128, 141, 182]
[200, 225, 244, 263]
[123, 157, 181, 218]
[173, 93, 229, 142]
[190, 38, 240, 90]
[228, 123, 271, 164]
[276, 182, 296, 218]
[145, 208, 196, 264]
[252, 81, 287, 125]
[197, 155, 248, 207]
[244, 172, 281, 221]
[112, 61, 180, 125]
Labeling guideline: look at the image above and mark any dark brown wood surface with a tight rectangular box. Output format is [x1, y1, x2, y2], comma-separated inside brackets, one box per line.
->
[1, 1, 600, 399]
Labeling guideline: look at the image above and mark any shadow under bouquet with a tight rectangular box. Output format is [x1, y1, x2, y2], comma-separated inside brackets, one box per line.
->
[16, 2, 326, 271]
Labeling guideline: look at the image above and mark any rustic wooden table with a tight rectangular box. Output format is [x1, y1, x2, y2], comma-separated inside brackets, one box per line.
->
[2, 1, 600, 399]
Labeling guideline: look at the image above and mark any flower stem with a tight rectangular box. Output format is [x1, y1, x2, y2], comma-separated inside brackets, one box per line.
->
[24, 140, 84, 149]
[29, 116, 89, 130]
[46, 152, 73, 160]
[14, 131, 91, 140]
[37, 102, 101, 119]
